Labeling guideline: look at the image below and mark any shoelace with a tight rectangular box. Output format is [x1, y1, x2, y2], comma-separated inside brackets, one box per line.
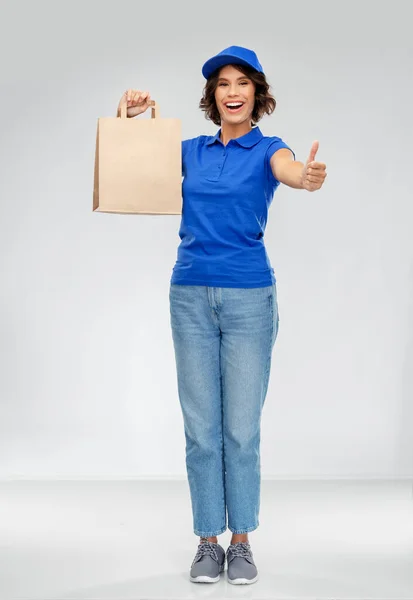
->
[226, 541, 253, 560]
[192, 540, 219, 567]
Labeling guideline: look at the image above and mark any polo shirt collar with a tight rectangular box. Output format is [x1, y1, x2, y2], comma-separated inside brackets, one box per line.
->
[206, 126, 263, 148]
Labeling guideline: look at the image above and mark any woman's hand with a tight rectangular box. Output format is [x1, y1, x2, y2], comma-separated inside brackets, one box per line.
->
[300, 141, 327, 191]
[117, 89, 153, 118]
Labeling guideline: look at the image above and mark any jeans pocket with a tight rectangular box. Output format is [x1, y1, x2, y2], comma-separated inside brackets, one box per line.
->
[273, 283, 280, 320]
[271, 284, 280, 347]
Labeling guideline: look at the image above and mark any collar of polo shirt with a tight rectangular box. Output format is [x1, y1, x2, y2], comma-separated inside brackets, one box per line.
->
[205, 126, 264, 148]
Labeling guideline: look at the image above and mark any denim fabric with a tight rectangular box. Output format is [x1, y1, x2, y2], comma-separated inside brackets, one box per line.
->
[169, 283, 279, 537]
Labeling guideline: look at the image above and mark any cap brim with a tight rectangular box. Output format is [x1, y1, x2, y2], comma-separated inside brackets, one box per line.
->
[202, 54, 259, 79]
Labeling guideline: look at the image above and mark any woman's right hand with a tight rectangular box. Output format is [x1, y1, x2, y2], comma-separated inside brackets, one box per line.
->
[117, 89, 152, 118]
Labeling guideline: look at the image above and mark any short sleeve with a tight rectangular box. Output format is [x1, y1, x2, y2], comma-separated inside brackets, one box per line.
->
[181, 138, 193, 177]
[265, 137, 296, 186]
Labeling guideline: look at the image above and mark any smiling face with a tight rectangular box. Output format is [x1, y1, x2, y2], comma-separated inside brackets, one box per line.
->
[214, 64, 256, 126]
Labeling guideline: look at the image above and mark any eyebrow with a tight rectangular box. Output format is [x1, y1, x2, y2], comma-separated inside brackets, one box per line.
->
[217, 76, 250, 81]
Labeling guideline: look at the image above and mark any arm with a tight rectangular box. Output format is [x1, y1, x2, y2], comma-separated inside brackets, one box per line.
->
[270, 142, 327, 191]
[270, 148, 304, 189]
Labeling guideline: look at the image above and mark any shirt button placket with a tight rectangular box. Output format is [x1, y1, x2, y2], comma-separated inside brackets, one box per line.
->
[217, 150, 226, 174]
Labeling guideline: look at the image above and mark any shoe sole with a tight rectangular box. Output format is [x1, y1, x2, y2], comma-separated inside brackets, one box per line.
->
[190, 574, 221, 583]
[228, 573, 259, 585]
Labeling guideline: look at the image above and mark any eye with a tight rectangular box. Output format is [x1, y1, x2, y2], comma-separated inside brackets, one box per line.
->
[218, 82, 228, 86]
[240, 81, 249, 85]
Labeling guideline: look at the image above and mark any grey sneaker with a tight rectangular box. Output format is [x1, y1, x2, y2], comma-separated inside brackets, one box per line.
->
[226, 541, 258, 585]
[189, 540, 226, 583]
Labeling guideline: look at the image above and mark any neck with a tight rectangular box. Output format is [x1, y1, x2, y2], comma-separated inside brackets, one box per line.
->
[220, 121, 253, 146]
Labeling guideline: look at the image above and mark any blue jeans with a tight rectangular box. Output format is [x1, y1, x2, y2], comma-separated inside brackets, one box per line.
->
[169, 283, 279, 537]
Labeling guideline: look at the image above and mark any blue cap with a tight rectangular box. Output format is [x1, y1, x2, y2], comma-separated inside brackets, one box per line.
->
[202, 45, 264, 80]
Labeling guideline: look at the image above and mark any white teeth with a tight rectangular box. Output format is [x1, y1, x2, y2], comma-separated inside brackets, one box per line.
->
[226, 103, 243, 107]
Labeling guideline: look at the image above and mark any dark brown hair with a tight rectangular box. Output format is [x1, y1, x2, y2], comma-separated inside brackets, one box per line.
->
[199, 63, 276, 126]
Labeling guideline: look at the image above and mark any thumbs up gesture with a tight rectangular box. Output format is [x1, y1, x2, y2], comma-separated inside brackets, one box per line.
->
[300, 141, 327, 191]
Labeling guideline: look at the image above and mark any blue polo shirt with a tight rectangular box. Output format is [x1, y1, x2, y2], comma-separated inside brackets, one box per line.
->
[170, 125, 295, 288]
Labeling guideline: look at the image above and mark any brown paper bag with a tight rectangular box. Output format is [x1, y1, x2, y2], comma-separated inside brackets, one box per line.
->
[93, 100, 182, 214]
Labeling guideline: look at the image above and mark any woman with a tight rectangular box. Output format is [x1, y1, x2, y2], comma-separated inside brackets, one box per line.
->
[118, 45, 327, 585]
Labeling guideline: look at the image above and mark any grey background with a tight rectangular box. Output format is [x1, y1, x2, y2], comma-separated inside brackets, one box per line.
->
[1, 0, 412, 479]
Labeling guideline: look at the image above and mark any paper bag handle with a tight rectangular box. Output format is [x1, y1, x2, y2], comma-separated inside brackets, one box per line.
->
[119, 99, 159, 120]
